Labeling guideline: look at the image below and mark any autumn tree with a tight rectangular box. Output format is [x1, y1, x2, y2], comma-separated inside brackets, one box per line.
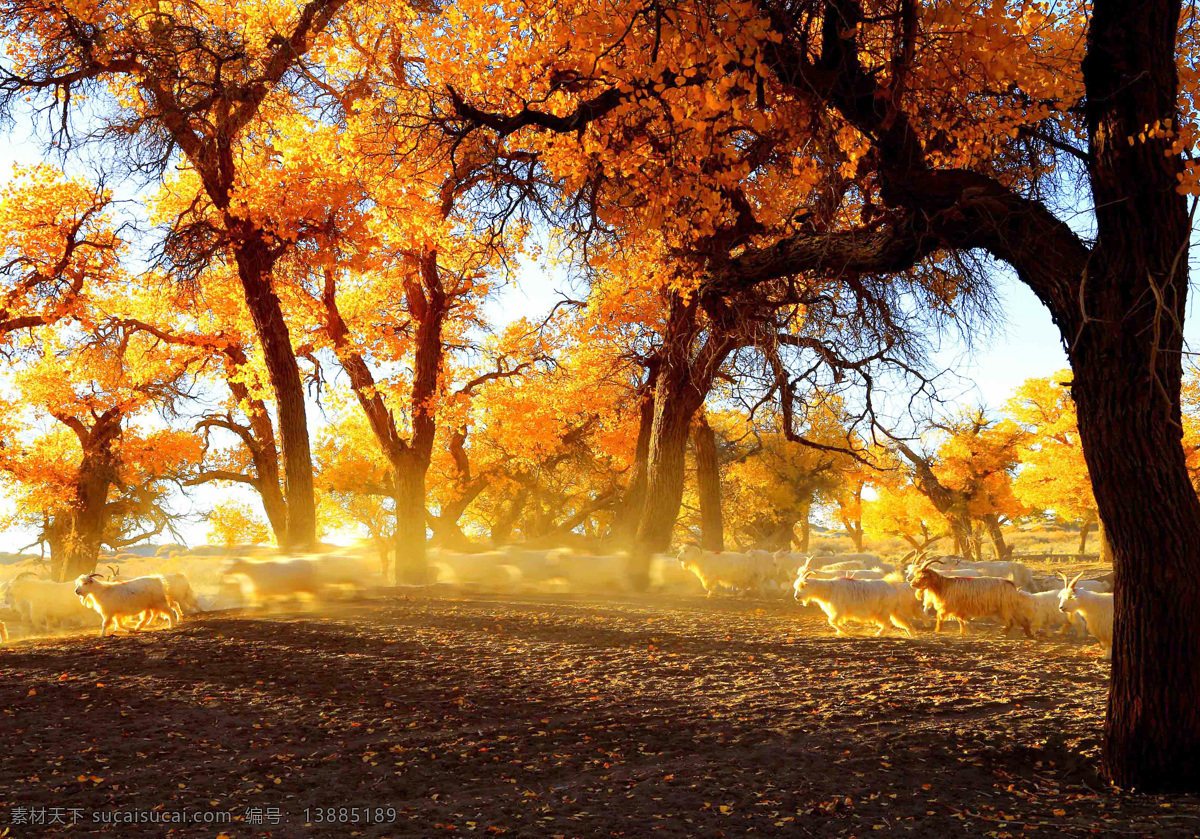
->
[0, 166, 120, 340]
[438, 0, 1200, 785]
[0, 325, 204, 580]
[717, 407, 849, 551]
[0, 0, 373, 550]
[1008, 373, 1101, 557]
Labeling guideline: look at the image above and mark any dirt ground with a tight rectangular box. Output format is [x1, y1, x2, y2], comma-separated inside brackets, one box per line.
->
[1, 592, 1198, 838]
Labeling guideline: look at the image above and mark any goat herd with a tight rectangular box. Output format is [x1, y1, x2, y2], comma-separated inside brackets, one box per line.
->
[680, 546, 1114, 658]
[0, 546, 1114, 659]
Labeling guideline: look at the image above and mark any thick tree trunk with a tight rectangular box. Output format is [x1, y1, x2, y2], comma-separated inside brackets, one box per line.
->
[950, 516, 976, 561]
[51, 411, 122, 582]
[392, 457, 429, 585]
[842, 516, 864, 551]
[1071, 0, 1200, 791]
[628, 295, 734, 587]
[983, 514, 1012, 560]
[797, 515, 811, 553]
[258, 481, 289, 548]
[692, 411, 724, 552]
[233, 237, 316, 552]
[630, 368, 704, 585]
[1099, 524, 1113, 566]
[612, 383, 656, 546]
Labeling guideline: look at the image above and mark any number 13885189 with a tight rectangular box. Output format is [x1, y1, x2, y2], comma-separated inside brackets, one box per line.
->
[303, 807, 398, 824]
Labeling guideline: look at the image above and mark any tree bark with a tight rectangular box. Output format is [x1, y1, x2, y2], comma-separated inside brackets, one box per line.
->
[1068, 0, 1200, 791]
[225, 348, 289, 547]
[629, 295, 736, 586]
[692, 411, 724, 552]
[491, 488, 528, 545]
[392, 454, 429, 584]
[1077, 517, 1096, 560]
[1099, 523, 1113, 566]
[797, 514, 811, 553]
[612, 373, 657, 546]
[983, 514, 1012, 560]
[841, 487, 865, 551]
[233, 235, 316, 552]
[50, 410, 123, 581]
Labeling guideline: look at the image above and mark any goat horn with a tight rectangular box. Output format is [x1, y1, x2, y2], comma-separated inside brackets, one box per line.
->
[1068, 571, 1085, 589]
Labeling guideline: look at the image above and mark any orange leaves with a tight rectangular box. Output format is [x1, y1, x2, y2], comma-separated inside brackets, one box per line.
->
[1006, 372, 1096, 525]
[0, 165, 122, 338]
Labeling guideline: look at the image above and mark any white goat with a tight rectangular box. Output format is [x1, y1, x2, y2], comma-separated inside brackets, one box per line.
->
[909, 556, 1032, 636]
[433, 552, 525, 590]
[1015, 590, 1086, 637]
[556, 554, 628, 593]
[841, 568, 889, 581]
[940, 558, 1036, 592]
[678, 546, 760, 596]
[223, 557, 324, 605]
[74, 573, 178, 636]
[649, 553, 707, 594]
[1034, 575, 1111, 594]
[793, 558, 920, 637]
[3, 573, 96, 629]
[103, 571, 201, 627]
[1058, 572, 1115, 658]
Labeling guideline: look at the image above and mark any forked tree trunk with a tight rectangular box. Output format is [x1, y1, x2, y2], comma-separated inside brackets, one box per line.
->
[630, 364, 706, 586]
[628, 295, 735, 587]
[233, 236, 316, 552]
[983, 514, 1012, 560]
[842, 515, 864, 551]
[692, 411, 724, 552]
[612, 383, 656, 546]
[1077, 516, 1096, 559]
[51, 410, 122, 582]
[491, 488, 528, 545]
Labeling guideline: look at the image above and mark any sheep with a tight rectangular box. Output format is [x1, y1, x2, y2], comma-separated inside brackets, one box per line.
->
[102, 571, 202, 628]
[223, 557, 325, 606]
[822, 552, 884, 567]
[816, 558, 873, 573]
[1058, 571, 1115, 658]
[1033, 574, 1111, 594]
[1015, 590, 1083, 637]
[2, 572, 96, 630]
[841, 568, 889, 581]
[792, 558, 919, 637]
[939, 558, 1036, 591]
[310, 554, 377, 595]
[908, 555, 1032, 636]
[649, 553, 707, 594]
[497, 546, 561, 582]
[912, 568, 985, 614]
[555, 554, 628, 593]
[678, 546, 760, 596]
[162, 573, 202, 615]
[74, 573, 178, 636]
[433, 552, 525, 591]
